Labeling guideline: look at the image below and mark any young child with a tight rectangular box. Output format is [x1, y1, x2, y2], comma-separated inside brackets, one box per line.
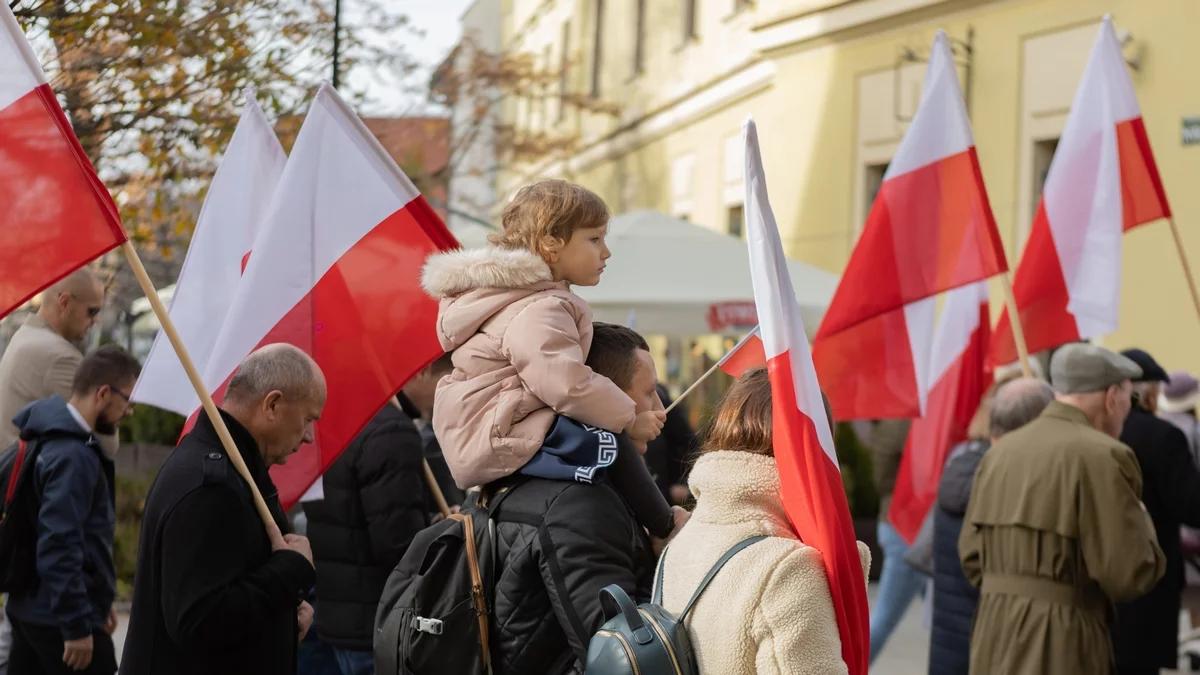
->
[421, 179, 677, 538]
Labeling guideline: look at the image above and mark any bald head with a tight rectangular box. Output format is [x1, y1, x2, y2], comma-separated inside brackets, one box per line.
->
[989, 377, 1054, 439]
[40, 267, 104, 343]
[223, 344, 327, 466]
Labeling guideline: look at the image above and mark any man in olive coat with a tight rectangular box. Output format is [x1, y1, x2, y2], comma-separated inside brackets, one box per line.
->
[959, 343, 1165, 674]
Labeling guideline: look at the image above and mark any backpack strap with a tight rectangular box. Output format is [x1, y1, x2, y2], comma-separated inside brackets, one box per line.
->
[3, 440, 28, 509]
[677, 535, 767, 622]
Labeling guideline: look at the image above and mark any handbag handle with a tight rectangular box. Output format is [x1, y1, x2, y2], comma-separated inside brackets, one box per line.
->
[598, 584, 655, 646]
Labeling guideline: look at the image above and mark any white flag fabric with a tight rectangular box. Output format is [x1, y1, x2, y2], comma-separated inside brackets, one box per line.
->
[131, 93, 285, 415]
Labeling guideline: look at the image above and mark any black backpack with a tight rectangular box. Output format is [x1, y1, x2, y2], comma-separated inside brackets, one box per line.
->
[0, 435, 53, 592]
[374, 487, 517, 675]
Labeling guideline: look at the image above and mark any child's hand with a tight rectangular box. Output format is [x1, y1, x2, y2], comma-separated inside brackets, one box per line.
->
[626, 410, 666, 443]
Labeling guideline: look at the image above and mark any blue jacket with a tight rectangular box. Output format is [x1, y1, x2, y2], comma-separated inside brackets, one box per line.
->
[6, 395, 115, 640]
[929, 439, 989, 675]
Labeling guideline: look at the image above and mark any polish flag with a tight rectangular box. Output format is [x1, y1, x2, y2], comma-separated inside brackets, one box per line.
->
[0, 4, 126, 319]
[812, 32, 1007, 421]
[716, 327, 767, 378]
[887, 282, 991, 544]
[992, 16, 1170, 365]
[198, 84, 457, 508]
[745, 118, 869, 674]
[132, 93, 286, 416]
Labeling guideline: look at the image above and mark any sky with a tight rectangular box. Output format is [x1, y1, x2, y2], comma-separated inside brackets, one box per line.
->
[350, 0, 475, 114]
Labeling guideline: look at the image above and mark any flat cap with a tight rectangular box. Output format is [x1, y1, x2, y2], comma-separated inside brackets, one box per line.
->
[1119, 348, 1169, 383]
[1051, 343, 1142, 393]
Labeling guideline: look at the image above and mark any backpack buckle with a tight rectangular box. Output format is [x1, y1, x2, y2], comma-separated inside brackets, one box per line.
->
[411, 616, 444, 635]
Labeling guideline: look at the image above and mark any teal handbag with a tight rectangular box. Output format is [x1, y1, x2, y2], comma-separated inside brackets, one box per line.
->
[584, 536, 766, 675]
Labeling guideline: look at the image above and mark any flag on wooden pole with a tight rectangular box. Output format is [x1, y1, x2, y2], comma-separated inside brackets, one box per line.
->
[992, 16, 1171, 364]
[813, 32, 1007, 421]
[744, 118, 869, 674]
[198, 84, 457, 508]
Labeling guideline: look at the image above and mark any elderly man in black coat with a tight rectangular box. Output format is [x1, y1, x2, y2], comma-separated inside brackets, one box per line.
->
[119, 344, 325, 675]
[1112, 349, 1200, 675]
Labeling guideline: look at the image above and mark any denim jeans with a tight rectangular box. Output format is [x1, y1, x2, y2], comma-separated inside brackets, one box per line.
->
[332, 647, 374, 675]
[870, 520, 925, 663]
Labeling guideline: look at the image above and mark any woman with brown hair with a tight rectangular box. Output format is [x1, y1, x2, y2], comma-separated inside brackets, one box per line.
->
[656, 369, 870, 674]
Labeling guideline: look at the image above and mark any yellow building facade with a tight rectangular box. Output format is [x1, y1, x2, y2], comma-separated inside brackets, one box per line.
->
[495, 0, 1200, 374]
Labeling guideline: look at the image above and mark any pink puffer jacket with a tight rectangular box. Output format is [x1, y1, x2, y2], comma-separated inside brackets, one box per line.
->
[421, 246, 637, 489]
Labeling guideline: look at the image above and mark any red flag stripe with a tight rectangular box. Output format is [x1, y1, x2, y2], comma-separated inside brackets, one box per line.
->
[889, 300, 991, 543]
[182, 196, 453, 509]
[0, 84, 125, 318]
[816, 148, 1005, 340]
[767, 352, 870, 672]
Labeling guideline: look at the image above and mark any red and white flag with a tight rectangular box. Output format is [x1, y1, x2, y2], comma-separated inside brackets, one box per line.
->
[992, 16, 1170, 364]
[744, 118, 869, 675]
[887, 282, 991, 543]
[716, 326, 766, 378]
[200, 84, 457, 508]
[813, 32, 1007, 420]
[132, 93, 286, 415]
[0, 5, 126, 318]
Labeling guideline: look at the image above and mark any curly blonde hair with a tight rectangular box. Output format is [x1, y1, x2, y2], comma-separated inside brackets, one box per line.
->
[490, 179, 610, 259]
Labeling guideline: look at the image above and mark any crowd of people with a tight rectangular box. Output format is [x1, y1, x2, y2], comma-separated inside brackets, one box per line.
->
[0, 179, 1195, 675]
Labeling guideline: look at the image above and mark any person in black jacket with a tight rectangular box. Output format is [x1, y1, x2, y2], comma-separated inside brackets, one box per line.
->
[119, 344, 323, 675]
[487, 323, 673, 674]
[929, 377, 1052, 675]
[1112, 349, 1200, 675]
[643, 383, 698, 505]
[6, 346, 140, 675]
[399, 353, 465, 509]
[301, 401, 432, 674]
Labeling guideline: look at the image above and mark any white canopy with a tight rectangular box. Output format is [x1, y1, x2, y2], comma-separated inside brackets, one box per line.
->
[451, 210, 838, 337]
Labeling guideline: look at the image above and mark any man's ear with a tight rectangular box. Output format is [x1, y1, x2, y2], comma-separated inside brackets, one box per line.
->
[262, 390, 285, 419]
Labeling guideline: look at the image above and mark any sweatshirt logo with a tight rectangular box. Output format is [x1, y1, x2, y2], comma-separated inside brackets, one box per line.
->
[574, 424, 618, 484]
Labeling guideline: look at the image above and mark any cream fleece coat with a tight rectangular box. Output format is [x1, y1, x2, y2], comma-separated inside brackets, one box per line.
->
[658, 451, 871, 675]
[421, 246, 637, 489]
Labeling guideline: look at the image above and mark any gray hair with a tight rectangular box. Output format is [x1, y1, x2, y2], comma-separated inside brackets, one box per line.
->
[990, 377, 1055, 438]
[225, 344, 322, 406]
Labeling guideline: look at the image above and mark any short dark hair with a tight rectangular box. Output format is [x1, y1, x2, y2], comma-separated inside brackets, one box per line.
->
[586, 322, 649, 390]
[72, 345, 141, 396]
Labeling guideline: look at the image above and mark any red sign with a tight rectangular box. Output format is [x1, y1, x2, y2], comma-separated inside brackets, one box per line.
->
[707, 301, 758, 331]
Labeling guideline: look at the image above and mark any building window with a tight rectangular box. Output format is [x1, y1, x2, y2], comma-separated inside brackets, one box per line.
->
[591, 0, 605, 98]
[727, 203, 745, 238]
[671, 153, 695, 218]
[558, 21, 570, 122]
[682, 0, 697, 40]
[633, 0, 646, 76]
[864, 162, 888, 215]
[1032, 138, 1059, 219]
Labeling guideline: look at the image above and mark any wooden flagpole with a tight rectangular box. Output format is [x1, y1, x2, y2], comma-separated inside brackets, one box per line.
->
[1167, 217, 1200, 323]
[120, 241, 280, 537]
[664, 359, 722, 415]
[998, 272, 1034, 378]
[389, 397, 451, 518]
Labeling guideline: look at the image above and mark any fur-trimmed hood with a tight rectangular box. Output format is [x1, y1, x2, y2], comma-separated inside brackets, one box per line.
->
[421, 246, 553, 298]
[423, 246, 567, 352]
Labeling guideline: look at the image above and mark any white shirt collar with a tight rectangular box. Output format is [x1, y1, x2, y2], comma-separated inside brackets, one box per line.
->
[65, 402, 92, 435]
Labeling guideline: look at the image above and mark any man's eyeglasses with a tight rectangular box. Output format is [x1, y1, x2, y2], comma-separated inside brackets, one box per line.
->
[109, 386, 134, 410]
